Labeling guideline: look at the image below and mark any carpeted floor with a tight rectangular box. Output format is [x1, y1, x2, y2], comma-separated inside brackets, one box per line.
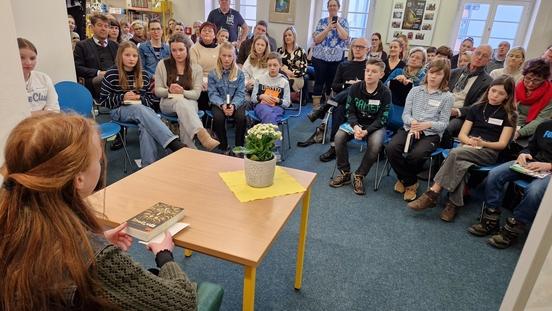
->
[101, 106, 521, 311]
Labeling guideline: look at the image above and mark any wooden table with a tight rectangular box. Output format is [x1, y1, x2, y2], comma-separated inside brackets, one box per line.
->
[89, 148, 317, 311]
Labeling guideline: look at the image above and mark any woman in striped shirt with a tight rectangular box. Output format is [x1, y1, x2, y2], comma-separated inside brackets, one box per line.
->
[99, 41, 185, 167]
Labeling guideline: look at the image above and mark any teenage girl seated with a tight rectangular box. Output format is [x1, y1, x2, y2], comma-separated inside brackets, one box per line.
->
[242, 35, 270, 92]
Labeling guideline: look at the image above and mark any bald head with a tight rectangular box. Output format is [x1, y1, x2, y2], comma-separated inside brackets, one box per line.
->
[470, 44, 492, 69]
[351, 38, 369, 61]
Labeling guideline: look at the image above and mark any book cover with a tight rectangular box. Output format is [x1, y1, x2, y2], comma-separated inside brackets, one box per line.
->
[126, 202, 186, 241]
[510, 163, 551, 179]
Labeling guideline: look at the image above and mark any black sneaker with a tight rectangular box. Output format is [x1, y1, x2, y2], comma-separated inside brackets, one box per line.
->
[319, 146, 336, 162]
[329, 170, 351, 188]
[110, 135, 123, 151]
[352, 173, 365, 195]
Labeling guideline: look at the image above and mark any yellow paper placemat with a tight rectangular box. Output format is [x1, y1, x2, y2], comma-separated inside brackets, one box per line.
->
[219, 167, 306, 202]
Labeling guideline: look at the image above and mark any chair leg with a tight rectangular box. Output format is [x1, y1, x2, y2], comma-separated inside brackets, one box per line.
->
[427, 157, 433, 190]
[286, 121, 291, 150]
[289, 89, 302, 117]
[321, 107, 333, 145]
[373, 151, 379, 191]
[376, 158, 389, 190]
[119, 132, 132, 174]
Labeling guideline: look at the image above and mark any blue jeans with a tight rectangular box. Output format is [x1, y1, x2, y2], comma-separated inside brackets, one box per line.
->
[110, 104, 178, 166]
[485, 160, 551, 225]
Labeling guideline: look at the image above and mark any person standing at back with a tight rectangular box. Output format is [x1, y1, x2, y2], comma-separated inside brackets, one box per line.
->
[207, 0, 249, 48]
[139, 20, 170, 77]
[73, 13, 118, 99]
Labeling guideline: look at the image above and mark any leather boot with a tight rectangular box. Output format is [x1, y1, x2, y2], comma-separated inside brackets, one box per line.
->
[307, 102, 330, 122]
[196, 128, 220, 151]
[407, 189, 438, 211]
[488, 217, 525, 249]
[468, 207, 501, 236]
[311, 95, 322, 110]
[440, 200, 459, 222]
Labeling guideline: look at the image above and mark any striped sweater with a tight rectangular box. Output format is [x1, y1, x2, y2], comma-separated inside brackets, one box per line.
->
[99, 67, 158, 109]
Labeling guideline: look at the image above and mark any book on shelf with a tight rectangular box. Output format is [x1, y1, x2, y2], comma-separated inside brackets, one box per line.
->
[510, 163, 551, 179]
[126, 202, 186, 241]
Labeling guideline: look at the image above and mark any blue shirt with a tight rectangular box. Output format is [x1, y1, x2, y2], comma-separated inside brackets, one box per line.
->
[139, 41, 170, 76]
[312, 17, 349, 62]
[207, 8, 245, 42]
[402, 86, 454, 137]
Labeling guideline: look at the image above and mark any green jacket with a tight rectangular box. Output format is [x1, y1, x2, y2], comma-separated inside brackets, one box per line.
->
[517, 99, 552, 137]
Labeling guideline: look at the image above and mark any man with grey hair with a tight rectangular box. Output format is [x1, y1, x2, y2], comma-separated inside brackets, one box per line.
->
[486, 41, 511, 72]
[442, 44, 493, 147]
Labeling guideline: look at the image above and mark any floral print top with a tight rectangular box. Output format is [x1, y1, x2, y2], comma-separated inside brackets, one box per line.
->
[312, 17, 349, 62]
[277, 46, 308, 77]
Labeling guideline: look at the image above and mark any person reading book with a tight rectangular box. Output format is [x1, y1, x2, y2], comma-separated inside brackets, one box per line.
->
[329, 58, 391, 195]
[407, 75, 517, 222]
[386, 59, 454, 202]
[99, 41, 186, 167]
[468, 118, 552, 249]
[0, 113, 197, 310]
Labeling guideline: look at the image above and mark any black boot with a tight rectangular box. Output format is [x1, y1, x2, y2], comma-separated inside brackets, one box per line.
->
[167, 138, 186, 151]
[487, 217, 525, 249]
[307, 103, 330, 122]
[319, 146, 336, 162]
[468, 207, 501, 236]
[110, 134, 124, 151]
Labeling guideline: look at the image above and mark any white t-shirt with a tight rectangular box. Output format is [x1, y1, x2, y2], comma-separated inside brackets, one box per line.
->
[26, 71, 60, 113]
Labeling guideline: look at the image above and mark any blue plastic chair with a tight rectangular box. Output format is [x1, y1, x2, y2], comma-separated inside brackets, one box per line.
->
[160, 110, 205, 124]
[246, 110, 292, 161]
[514, 179, 530, 191]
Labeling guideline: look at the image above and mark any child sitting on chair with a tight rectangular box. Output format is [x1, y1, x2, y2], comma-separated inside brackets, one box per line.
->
[251, 52, 291, 125]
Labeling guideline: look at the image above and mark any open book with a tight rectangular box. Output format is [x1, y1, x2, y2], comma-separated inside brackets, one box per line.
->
[510, 163, 551, 179]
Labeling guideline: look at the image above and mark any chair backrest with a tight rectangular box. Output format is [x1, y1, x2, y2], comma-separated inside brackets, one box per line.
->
[387, 103, 404, 132]
[54, 81, 94, 118]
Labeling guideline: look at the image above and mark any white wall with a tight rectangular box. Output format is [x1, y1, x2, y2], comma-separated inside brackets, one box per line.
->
[11, 0, 76, 83]
[0, 0, 30, 164]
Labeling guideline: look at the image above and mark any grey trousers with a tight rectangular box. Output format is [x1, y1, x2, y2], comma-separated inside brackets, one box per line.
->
[433, 146, 498, 206]
[160, 97, 203, 148]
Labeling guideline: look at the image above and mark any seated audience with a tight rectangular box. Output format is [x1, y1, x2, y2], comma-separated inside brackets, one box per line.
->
[486, 41, 511, 72]
[190, 22, 220, 110]
[0, 113, 197, 310]
[277, 26, 308, 99]
[166, 18, 176, 40]
[207, 0, 248, 46]
[489, 46, 525, 83]
[457, 51, 472, 69]
[329, 59, 390, 195]
[216, 28, 230, 44]
[468, 119, 552, 249]
[173, 22, 185, 36]
[155, 34, 220, 151]
[130, 20, 146, 45]
[18, 38, 59, 114]
[108, 18, 121, 43]
[191, 20, 203, 43]
[443, 44, 493, 147]
[397, 34, 410, 62]
[74, 13, 118, 99]
[99, 41, 185, 167]
[243, 35, 271, 92]
[408, 76, 516, 222]
[68, 14, 80, 47]
[382, 39, 406, 82]
[251, 52, 291, 125]
[237, 20, 277, 65]
[368, 32, 387, 60]
[386, 59, 454, 202]
[208, 42, 247, 153]
[139, 20, 170, 76]
[426, 46, 437, 64]
[120, 20, 133, 42]
[451, 37, 474, 69]
[435, 45, 453, 60]
[514, 58, 552, 143]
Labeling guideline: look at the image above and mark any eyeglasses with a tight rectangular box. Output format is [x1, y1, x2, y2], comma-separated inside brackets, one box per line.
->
[351, 45, 367, 49]
[523, 75, 545, 85]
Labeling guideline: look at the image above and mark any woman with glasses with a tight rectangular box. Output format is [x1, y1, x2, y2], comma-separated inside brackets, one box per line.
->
[513, 58, 552, 143]
[368, 32, 387, 61]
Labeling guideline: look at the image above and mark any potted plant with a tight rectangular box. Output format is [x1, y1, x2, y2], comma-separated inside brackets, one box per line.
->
[233, 123, 282, 188]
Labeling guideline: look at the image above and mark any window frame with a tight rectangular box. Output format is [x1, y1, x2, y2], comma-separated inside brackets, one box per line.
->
[450, 0, 534, 52]
[313, 0, 376, 40]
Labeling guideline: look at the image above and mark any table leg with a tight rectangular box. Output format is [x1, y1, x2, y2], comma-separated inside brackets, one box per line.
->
[294, 186, 311, 290]
[184, 249, 193, 257]
[243, 266, 256, 311]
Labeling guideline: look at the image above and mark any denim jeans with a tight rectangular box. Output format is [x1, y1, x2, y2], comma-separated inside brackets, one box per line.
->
[335, 127, 385, 176]
[110, 104, 177, 166]
[485, 160, 551, 225]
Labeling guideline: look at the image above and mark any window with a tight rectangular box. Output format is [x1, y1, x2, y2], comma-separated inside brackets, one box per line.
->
[453, 0, 533, 51]
[211, 0, 257, 28]
[318, 0, 373, 39]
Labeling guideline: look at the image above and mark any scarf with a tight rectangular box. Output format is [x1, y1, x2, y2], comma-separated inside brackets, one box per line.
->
[516, 80, 552, 123]
[453, 64, 485, 92]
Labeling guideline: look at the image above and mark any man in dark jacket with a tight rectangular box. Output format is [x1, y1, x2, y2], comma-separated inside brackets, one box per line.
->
[443, 44, 493, 147]
[237, 20, 277, 65]
[73, 13, 118, 99]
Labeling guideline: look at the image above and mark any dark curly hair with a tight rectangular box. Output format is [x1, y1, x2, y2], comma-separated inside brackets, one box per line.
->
[522, 58, 551, 80]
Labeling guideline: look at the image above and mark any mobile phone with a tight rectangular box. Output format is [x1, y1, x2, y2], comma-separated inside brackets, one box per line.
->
[332, 16, 338, 23]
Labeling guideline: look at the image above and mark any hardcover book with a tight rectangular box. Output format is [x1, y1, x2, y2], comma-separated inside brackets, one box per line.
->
[510, 163, 551, 179]
[126, 202, 186, 241]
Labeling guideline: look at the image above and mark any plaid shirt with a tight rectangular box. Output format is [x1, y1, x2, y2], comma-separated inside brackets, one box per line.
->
[402, 85, 454, 137]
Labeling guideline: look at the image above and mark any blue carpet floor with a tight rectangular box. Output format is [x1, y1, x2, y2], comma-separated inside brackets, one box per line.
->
[101, 106, 521, 311]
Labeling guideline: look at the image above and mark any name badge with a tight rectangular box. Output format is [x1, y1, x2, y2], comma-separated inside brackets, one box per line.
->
[428, 99, 440, 107]
[369, 100, 380, 106]
[488, 117, 503, 126]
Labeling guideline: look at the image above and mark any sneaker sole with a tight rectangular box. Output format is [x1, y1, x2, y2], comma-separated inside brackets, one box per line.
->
[319, 156, 336, 162]
[467, 227, 492, 237]
[329, 180, 351, 188]
[403, 194, 417, 202]
[353, 190, 366, 195]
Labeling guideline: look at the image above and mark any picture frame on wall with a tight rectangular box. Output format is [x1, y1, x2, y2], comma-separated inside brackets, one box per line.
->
[269, 0, 296, 24]
[387, 0, 440, 46]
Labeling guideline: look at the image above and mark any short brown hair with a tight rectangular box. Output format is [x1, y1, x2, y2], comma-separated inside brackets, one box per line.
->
[17, 37, 37, 54]
[148, 19, 162, 29]
[423, 58, 451, 91]
[267, 52, 282, 65]
[89, 13, 109, 26]
[366, 58, 385, 71]
[523, 58, 551, 80]
[436, 45, 453, 59]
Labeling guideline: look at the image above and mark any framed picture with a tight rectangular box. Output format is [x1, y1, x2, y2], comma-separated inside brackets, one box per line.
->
[269, 0, 296, 24]
[387, 0, 440, 46]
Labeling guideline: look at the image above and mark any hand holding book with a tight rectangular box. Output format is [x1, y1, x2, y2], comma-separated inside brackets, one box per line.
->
[104, 222, 133, 251]
[147, 231, 175, 255]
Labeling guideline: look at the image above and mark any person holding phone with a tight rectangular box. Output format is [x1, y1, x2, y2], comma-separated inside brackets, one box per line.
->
[311, 0, 349, 112]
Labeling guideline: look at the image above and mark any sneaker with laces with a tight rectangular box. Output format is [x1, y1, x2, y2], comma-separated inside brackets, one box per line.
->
[352, 173, 365, 195]
[329, 170, 351, 188]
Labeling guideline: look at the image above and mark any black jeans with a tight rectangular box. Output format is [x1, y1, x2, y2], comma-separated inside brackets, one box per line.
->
[329, 89, 349, 142]
[441, 117, 464, 148]
[211, 104, 247, 150]
[335, 127, 385, 176]
[312, 57, 341, 97]
[386, 128, 441, 186]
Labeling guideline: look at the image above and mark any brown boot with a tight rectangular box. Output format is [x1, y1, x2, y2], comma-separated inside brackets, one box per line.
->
[311, 95, 322, 110]
[407, 189, 438, 211]
[440, 201, 459, 222]
[196, 128, 220, 151]
[394, 180, 405, 194]
[403, 182, 418, 202]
